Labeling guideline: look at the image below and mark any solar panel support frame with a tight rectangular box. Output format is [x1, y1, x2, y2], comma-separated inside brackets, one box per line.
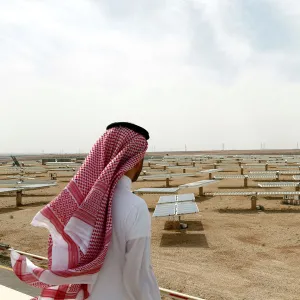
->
[16, 190, 22, 207]
[199, 186, 204, 196]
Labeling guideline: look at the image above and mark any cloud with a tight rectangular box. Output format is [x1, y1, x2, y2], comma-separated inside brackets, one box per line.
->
[0, 0, 300, 152]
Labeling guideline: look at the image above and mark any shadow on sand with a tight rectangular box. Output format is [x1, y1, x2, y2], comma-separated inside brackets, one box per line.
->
[0, 201, 50, 214]
[160, 232, 209, 248]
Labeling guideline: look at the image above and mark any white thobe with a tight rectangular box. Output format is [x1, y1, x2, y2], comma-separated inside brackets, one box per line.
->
[89, 175, 161, 300]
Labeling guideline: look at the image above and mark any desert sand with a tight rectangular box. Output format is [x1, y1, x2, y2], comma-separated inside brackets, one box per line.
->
[0, 157, 300, 300]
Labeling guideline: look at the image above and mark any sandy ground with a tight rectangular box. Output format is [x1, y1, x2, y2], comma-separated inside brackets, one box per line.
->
[0, 161, 300, 300]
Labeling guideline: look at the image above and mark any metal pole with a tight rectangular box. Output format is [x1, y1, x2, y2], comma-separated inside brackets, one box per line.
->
[16, 191, 22, 207]
[251, 196, 257, 210]
[166, 178, 170, 187]
[244, 176, 248, 188]
[199, 186, 204, 196]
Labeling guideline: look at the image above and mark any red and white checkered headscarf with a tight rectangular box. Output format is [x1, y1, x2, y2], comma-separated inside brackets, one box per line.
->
[11, 125, 148, 299]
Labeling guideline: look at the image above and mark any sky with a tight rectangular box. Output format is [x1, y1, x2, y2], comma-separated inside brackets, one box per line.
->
[1, 0, 300, 153]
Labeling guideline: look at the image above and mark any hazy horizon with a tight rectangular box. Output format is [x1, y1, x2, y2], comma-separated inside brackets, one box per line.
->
[1, 0, 300, 153]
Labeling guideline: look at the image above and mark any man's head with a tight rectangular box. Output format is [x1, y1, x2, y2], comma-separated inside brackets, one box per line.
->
[106, 122, 149, 182]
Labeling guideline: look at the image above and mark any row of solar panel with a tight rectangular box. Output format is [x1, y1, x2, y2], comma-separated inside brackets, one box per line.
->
[205, 191, 300, 196]
[139, 169, 222, 181]
[134, 180, 217, 195]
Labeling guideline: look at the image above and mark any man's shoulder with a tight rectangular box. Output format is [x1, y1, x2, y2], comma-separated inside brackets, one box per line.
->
[114, 188, 148, 213]
[125, 190, 148, 211]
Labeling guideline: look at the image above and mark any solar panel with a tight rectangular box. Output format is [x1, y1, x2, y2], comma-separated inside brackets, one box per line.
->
[48, 168, 75, 171]
[250, 174, 277, 178]
[205, 191, 256, 196]
[177, 193, 195, 202]
[279, 171, 300, 175]
[139, 173, 197, 181]
[139, 174, 170, 180]
[179, 180, 217, 188]
[249, 171, 276, 174]
[276, 166, 300, 169]
[158, 193, 195, 204]
[258, 191, 300, 196]
[0, 184, 56, 195]
[167, 166, 188, 169]
[158, 195, 177, 204]
[205, 191, 300, 197]
[133, 187, 179, 194]
[18, 183, 57, 189]
[177, 202, 199, 215]
[258, 182, 299, 187]
[244, 165, 265, 169]
[170, 173, 197, 178]
[0, 179, 55, 186]
[199, 169, 223, 173]
[293, 175, 300, 180]
[0, 187, 21, 193]
[153, 203, 176, 217]
[214, 175, 244, 179]
[153, 194, 198, 217]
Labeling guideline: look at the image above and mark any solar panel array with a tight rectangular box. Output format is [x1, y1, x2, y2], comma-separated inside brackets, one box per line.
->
[214, 175, 245, 179]
[153, 193, 199, 217]
[0, 179, 55, 185]
[0, 184, 56, 194]
[133, 187, 180, 195]
[198, 169, 223, 174]
[0, 187, 22, 194]
[243, 165, 265, 169]
[258, 191, 300, 196]
[158, 193, 195, 204]
[153, 203, 176, 217]
[276, 166, 300, 169]
[177, 202, 199, 215]
[214, 174, 277, 179]
[258, 182, 300, 188]
[248, 174, 277, 179]
[139, 173, 197, 181]
[249, 171, 277, 174]
[205, 191, 300, 197]
[205, 191, 256, 196]
[279, 171, 300, 175]
[179, 180, 217, 188]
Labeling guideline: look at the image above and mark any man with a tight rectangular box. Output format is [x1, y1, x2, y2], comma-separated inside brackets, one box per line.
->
[11, 122, 161, 300]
